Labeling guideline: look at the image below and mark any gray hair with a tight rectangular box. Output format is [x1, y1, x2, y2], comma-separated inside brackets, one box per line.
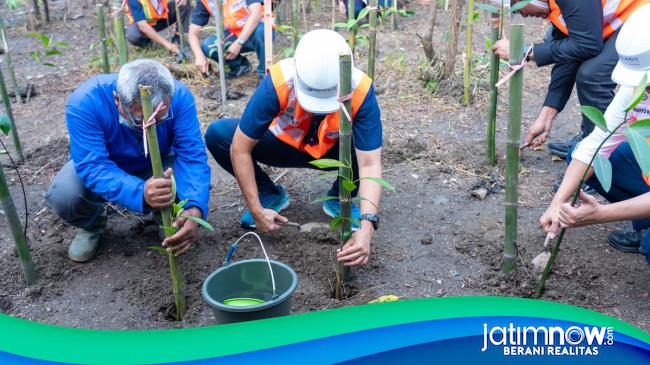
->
[116, 59, 174, 108]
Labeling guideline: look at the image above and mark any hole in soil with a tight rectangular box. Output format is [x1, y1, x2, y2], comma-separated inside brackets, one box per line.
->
[330, 281, 360, 300]
[157, 302, 181, 322]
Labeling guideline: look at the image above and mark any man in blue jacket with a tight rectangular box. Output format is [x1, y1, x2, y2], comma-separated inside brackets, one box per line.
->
[45, 59, 211, 262]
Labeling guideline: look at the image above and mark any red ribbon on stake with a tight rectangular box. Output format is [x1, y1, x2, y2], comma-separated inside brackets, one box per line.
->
[495, 45, 533, 88]
[142, 101, 165, 157]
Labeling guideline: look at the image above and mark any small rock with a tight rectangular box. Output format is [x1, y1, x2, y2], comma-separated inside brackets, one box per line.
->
[471, 188, 488, 201]
[299, 222, 329, 233]
[531, 252, 551, 270]
[420, 233, 433, 245]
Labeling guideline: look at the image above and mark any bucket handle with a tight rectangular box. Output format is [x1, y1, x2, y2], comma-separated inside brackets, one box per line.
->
[224, 232, 277, 300]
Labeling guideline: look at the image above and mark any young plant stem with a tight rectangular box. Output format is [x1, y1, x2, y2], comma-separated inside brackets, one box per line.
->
[336, 53, 353, 299]
[96, 4, 111, 74]
[0, 67, 23, 162]
[463, 0, 474, 105]
[503, 24, 524, 273]
[367, 0, 378, 79]
[486, 12, 500, 166]
[113, 4, 129, 66]
[0, 14, 21, 103]
[535, 116, 629, 298]
[0, 164, 36, 285]
[292, 0, 300, 50]
[140, 85, 186, 320]
[390, 0, 397, 31]
[174, 0, 185, 50]
[213, 0, 228, 109]
[347, 0, 356, 50]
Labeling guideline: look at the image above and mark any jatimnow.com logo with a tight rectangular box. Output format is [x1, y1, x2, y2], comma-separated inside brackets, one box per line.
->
[481, 323, 614, 356]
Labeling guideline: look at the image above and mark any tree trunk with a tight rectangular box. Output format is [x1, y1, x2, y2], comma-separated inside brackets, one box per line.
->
[419, 0, 438, 64]
[43, 0, 51, 23]
[442, 0, 463, 80]
[31, 0, 41, 24]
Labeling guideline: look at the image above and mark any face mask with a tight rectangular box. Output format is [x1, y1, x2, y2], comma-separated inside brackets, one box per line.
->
[118, 114, 139, 131]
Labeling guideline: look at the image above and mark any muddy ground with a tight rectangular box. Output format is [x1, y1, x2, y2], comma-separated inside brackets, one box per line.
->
[0, 0, 648, 331]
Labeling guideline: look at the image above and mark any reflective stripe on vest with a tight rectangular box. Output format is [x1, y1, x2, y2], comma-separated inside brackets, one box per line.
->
[267, 59, 373, 159]
[201, 0, 274, 37]
[125, 0, 169, 25]
[548, 0, 650, 39]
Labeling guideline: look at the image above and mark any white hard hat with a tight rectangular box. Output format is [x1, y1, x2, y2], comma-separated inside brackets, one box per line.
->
[612, 4, 650, 87]
[293, 29, 353, 113]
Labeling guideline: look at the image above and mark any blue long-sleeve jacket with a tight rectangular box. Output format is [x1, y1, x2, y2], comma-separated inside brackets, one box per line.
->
[66, 74, 211, 217]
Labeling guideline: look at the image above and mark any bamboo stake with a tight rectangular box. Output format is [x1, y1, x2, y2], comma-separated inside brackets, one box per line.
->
[174, 0, 185, 51]
[292, 0, 300, 50]
[367, 0, 378, 80]
[336, 53, 353, 299]
[463, 0, 474, 105]
[0, 14, 21, 104]
[347, 0, 356, 50]
[486, 11, 499, 166]
[140, 85, 186, 321]
[0, 164, 36, 285]
[264, 0, 273, 72]
[331, 0, 335, 29]
[0, 68, 23, 162]
[390, 0, 397, 31]
[503, 23, 524, 273]
[112, 3, 129, 66]
[96, 4, 111, 74]
[212, 0, 228, 109]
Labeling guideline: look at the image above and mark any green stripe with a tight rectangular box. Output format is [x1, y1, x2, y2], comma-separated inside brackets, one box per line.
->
[0, 297, 647, 364]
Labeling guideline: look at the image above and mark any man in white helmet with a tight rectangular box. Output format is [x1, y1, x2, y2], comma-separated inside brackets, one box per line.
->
[204, 29, 383, 266]
[540, 4, 650, 264]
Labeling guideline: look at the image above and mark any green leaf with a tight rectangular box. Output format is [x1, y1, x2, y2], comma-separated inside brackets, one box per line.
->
[485, 36, 493, 49]
[44, 49, 61, 56]
[472, 11, 480, 21]
[357, 7, 370, 20]
[148, 246, 168, 254]
[628, 118, 650, 137]
[625, 74, 648, 112]
[510, 0, 534, 13]
[592, 154, 612, 193]
[474, 3, 499, 13]
[329, 216, 344, 230]
[309, 158, 347, 169]
[30, 50, 41, 63]
[55, 40, 69, 47]
[42, 62, 57, 67]
[27, 32, 49, 46]
[314, 171, 343, 180]
[342, 179, 357, 193]
[624, 126, 650, 176]
[360, 23, 370, 29]
[312, 195, 338, 203]
[275, 25, 295, 32]
[0, 115, 11, 136]
[360, 177, 396, 192]
[580, 105, 608, 132]
[162, 226, 176, 237]
[398, 9, 414, 17]
[181, 215, 215, 232]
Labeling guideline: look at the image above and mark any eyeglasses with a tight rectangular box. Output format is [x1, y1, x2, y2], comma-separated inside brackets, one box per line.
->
[121, 102, 173, 127]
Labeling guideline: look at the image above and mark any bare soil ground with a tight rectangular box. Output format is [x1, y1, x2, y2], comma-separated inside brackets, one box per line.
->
[0, 0, 647, 331]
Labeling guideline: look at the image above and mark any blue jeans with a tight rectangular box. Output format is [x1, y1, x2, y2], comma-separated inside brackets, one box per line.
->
[568, 143, 650, 263]
[204, 118, 358, 197]
[201, 23, 271, 77]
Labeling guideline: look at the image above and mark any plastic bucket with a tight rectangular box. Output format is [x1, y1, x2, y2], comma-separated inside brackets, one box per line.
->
[202, 233, 298, 324]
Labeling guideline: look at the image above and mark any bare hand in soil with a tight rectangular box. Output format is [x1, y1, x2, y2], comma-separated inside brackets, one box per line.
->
[253, 208, 288, 232]
[162, 207, 202, 256]
[144, 168, 174, 209]
[522, 115, 553, 150]
[337, 226, 372, 266]
[540, 203, 562, 239]
[195, 55, 209, 74]
[558, 191, 602, 228]
[168, 43, 181, 56]
[491, 38, 510, 61]
[225, 42, 242, 61]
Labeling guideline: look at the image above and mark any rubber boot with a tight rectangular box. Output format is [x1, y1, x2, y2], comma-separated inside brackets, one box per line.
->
[68, 215, 108, 262]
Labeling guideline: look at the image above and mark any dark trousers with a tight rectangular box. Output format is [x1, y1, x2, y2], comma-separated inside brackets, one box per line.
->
[126, 1, 191, 47]
[201, 24, 273, 77]
[568, 143, 650, 263]
[551, 31, 619, 137]
[204, 118, 358, 197]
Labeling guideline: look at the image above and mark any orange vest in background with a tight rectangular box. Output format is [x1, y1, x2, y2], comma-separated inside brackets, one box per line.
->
[125, 0, 169, 25]
[548, 0, 650, 39]
[266, 59, 373, 159]
[201, 0, 273, 37]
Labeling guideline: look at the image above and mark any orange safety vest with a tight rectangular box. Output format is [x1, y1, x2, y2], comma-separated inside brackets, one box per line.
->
[124, 0, 169, 26]
[266, 59, 373, 159]
[201, 0, 273, 37]
[548, 0, 650, 39]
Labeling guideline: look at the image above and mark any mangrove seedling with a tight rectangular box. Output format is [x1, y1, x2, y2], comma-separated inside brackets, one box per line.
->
[309, 53, 394, 300]
[27, 32, 68, 68]
[0, 116, 35, 285]
[0, 66, 23, 162]
[0, 12, 21, 103]
[139, 85, 214, 321]
[535, 75, 650, 298]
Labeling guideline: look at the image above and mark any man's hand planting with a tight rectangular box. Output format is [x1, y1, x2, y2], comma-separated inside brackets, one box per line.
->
[163, 207, 203, 256]
[144, 168, 174, 209]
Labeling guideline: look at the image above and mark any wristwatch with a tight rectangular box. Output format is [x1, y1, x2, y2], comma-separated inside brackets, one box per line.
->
[360, 214, 379, 230]
[237, 37, 246, 46]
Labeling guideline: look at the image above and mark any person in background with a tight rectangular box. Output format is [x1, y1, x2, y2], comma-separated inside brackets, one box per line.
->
[492, 0, 650, 159]
[45, 59, 210, 262]
[540, 5, 650, 264]
[188, 0, 274, 82]
[125, 0, 191, 58]
[204, 29, 383, 267]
